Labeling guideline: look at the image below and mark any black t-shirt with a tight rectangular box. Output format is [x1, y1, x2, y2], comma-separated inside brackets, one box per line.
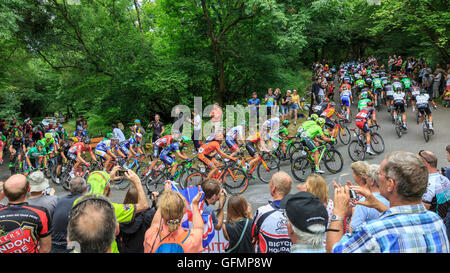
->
[51, 194, 82, 251]
[151, 121, 164, 136]
[0, 202, 52, 253]
[225, 218, 254, 253]
[10, 137, 25, 150]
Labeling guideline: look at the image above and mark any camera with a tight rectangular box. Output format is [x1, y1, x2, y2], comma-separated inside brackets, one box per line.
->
[117, 168, 128, 176]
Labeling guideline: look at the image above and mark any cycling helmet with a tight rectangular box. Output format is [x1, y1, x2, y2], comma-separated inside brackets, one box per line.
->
[342, 85, 349, 91]
[282, 120, 290, 126]
[180, 136, 191, 144]
[310, 114, 319, 121]
[106, 132, 114, 139]
[45, 132, 53, 139]
[36, 140, 45, 147]
[135, 133, 142, 138]
[135, 119, 141, 124]
[317, 118, 325, 126]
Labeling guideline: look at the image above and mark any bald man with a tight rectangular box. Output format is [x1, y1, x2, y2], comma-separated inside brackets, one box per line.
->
[251, 171, 293, 253]
[0, 174, 52, 253]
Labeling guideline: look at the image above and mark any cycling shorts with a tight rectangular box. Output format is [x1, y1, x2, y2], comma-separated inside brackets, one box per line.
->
[27, 158, 40, 169]
[119, 144, 130, 155]
[0, 141, 3, 151]
[325, 117, 335, 129]
[160, 153, 175, 167]
[198, 153, 216, 168]
[341, 96, 351, 107]
[153, 145, 162, 159]
[386, 95, 394, 101]
[95, 149, 107, 160]
[225, 137, 239, 152]
[394, 102, 405, 113]
[355, 119, 370, 133]
[411, 95, 417, 102]
[302, 137, 317, 152]
[245, 141, 257, 157]
[67, 152, 78, 162]
[418, 105, 431, 116]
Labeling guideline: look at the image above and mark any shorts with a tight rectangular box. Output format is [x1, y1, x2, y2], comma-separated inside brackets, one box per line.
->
[119, 144, 130, 155]
[280, 105, 289, 115]
[341, 96, 351, 107]
[411, 95, 417, 102]
[56, 153, 65, 165]
[325, 117, 335, 129]
[198, 153, 216, 168]
[417, 105, 431, 116]
[386, 95, 394, 101]
[153, 145, 163, 159]
[290, 103, 299, 111]
[245, 141, 257, 157]
[0, 141, 3, 151]
[95, 149, 107, 160]
[160, 153, 175, 167]
[355, 119, 370, 133]
[266, 106, 273, 116]
[225, 137, 239, 152]
[302, 137, 317, 152]
[394, 102, 405, 113]
[28, 158, 40, 169]
[67, 152, 78, 162]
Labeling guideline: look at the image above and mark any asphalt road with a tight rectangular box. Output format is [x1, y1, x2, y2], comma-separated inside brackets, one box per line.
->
[1, 98, 449, 213]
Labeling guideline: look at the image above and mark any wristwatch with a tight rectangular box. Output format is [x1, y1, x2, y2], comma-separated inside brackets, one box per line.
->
[330, 215, 344, 222]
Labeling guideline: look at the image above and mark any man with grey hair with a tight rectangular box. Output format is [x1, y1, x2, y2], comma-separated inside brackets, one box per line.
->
[348, 164, 390, 232]
[252, 171, 293, 253]
[418, 150, 450, 236]
[51, 177, 87, 253]
[67, 194, 118, 253]
[327, 151, 449, 253]
[281, 191, 328, 253]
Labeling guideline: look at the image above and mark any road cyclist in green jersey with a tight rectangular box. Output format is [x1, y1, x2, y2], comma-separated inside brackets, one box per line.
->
[270, 120, 291, 159]
[25, 139, 48, 172]
[358, 98, 372, 112]
[299, 118, 335, 174]
[355, 76, 366, 95]
[401, 75, 412, 92]
[371, 74, 384, 107]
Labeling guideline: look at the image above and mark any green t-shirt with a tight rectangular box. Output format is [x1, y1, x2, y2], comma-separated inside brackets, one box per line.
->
[306, 125, 324, 139]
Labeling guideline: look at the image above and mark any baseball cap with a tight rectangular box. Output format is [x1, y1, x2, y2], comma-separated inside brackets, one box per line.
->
[28, 171, 50, 192]
[280, 191, 328, 234]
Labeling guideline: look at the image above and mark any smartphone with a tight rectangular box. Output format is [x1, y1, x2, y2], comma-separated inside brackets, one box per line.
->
[117, 168, 128, 176]
[44, 187, 52, 195]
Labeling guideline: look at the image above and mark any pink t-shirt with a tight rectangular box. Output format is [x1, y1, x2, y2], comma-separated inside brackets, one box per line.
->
[210, 108, 222, 123]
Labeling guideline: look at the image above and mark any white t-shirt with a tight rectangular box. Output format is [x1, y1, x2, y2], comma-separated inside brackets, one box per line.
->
[113, 128, 126, 143]
[193, 115, 202, 131]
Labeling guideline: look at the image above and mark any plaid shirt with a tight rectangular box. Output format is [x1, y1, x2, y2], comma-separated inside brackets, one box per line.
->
[332, 204, 449, 253]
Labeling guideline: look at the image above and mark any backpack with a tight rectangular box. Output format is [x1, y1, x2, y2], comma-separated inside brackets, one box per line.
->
[153, 229, 191, 253]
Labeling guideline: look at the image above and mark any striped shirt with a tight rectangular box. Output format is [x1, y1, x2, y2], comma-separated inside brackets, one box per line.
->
[332, 204, 449, 253]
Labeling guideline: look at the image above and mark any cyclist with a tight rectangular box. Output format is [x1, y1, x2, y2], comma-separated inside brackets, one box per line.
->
[364, 76, 373, 89]
[130, 119, 142, 137]
[409, 81, 421, 112]
[245, 131, 270, 173]
[392, 83, 408, 130]
[8, 131, 26, 171]
[339, 85, 353, 121]
[119, 133, 144, 163]
[415, 89, 435, 132]
[146, 134, 174, 176]
[401, 74, 412, 93]
[25, 140, 48, 171]
[270, 120, 292, 160]
[384, 78, 395, 111]
[371, 74, 384, 107]
[320, 102, 346, 139]
[355, 75, 366, 95]
[261, 116, 280, 149]
[41, 132, 59, 169]
[159, 136, 192, 180]
[354, 100, 378, 156]
[225, 121, 248, 157]
[198, 133, 237, 180]
[300, 118, 335, 174]
[0, 132, 5, 164]
[95, 133, 118, 171]
[54, 137, 77, 184]
[67, 137, 98, 176]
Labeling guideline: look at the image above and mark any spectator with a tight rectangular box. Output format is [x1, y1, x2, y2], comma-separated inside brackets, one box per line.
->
[252, 171, 292, 253]
[112, 123, 126, 143]
[396, 56, 403, 73]
[27, 171, 59, 219]
[273, 88, 282, 114]
[201, 179, 226, 231]
[0, 174, 52, 253]
[442, 86, 450, 107]
[265, 88, 276, 118]
[349, 164, 390, 232]
[280, 90, 291, 121]
[281, 191, 328, 253]
[290, 89, 301, 125]
[51, 177, 87, 253]
[327, 151, 449, 253]
[187, 108, 202, 153]
[297, 174, 334, 232]
[445, 145, 450, 181]
[67, 194, 118, 253]
[143, 184, 204, 253]
[223, 194, 254, 253]
[116, 185, 157, 253]
[311, 77, 322, 105]
[148, 114, 165, 144]
[210, 103, 223, 134]
[418, 150, 450, 227]
[422, 71, 433, 97]
[248, 92, 261, 124]
[172, 106, 185, 139]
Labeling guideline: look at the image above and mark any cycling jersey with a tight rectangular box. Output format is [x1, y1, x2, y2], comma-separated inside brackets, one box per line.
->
[410, 86, 421, 97]
[262, 117, 280, 131]
[320, 107, 336, 118]
[393, 92, 406, 104]
[299, 120, 317, 131]
[360, 89, 370, 99]
[340, 83, 351, 91]
[342, 76, 352, 83]
[381, 77, 388, 85]
[121, 137, 140, 150]
[27, 146, 47, 159]
[246, 133, 262, 143]
[198, 141, 221, 156]
[160, 142, 182, 157]
[416, 93, 431, 107]
[10, 137, 25, 151]
[372, 78, 383, 89]
[385, 84, 395, 97]
[355, 107, 375, 122]
[358, 99, 372, 110]
[95, 138, 112, 153]
[401, 78, 411, 89]
[226, 126, 244, 140]
[356, 79, 365, 88]
[154, 135, 173, 148]
[68, 142, 92, 154]
[42, 137, 56, 151]
[393, 81, 402, 90]
[305, 125, 324, 139]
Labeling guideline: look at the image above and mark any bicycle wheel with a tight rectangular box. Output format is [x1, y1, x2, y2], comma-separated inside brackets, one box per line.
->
[257, 159, 280, 184]
[423, 124, 430, 142]
[261, 152, 280, 170]
[394, 120, 402, 138]
[60, 169, 71, 191]
[324, 149, 344, 174]
[290, 144, 307, 164]
[112, 176, 130, 190]
[338, 126, 351, 145]
[145, 170, 165, 193]
[223, 167, 248, 194]
[291, 157, 312, 182]
[182, 169, 204, 189]
[348, 140, 365, 162]
[370, 133, 385, 154]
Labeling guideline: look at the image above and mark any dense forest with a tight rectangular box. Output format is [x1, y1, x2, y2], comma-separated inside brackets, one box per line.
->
[1, 0, 449, 133]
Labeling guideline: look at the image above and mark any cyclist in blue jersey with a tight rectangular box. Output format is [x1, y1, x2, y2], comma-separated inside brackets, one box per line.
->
[95, 133, 119, 171]
[119, 133, 144, 162]
[159, 136, 192, 180]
